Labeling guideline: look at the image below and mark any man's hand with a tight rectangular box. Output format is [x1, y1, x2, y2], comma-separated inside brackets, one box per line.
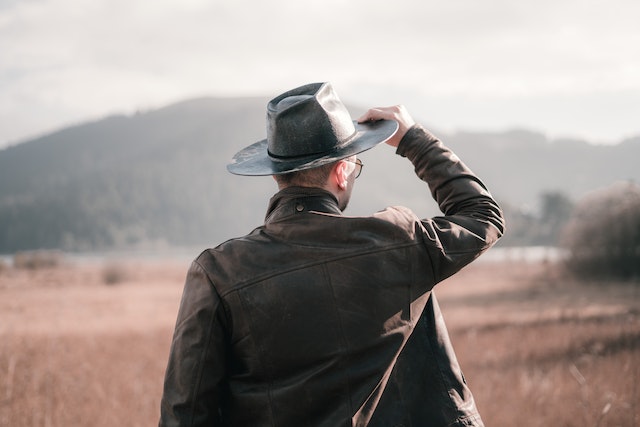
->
[358, 105, 416, 148]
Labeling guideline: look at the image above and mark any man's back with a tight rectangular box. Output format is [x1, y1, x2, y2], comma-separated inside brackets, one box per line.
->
[168, 187, 436, 426]
[159, 84, 503, 427]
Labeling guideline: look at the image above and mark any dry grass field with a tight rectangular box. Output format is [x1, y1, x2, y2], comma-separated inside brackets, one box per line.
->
[0, 253, 638, 426]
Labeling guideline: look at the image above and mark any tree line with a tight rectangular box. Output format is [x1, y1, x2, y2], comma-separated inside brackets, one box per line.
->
[502, 182, 640, 280]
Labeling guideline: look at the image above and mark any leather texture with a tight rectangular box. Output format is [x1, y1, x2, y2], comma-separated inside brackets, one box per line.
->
[160, 125, 505, 427]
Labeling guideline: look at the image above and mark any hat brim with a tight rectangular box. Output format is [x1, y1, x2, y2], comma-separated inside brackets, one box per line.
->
[227, 119, 399, 176]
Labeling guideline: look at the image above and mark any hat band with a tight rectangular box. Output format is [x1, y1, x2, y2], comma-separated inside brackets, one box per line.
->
[267, 129, 358, 162]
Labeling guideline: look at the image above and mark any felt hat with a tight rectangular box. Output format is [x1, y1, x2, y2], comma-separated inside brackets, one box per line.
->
[227, 82, 398, 175]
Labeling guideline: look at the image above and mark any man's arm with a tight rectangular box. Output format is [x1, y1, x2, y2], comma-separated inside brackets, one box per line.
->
[359, 106, 505, 281]
[159, 259, 228, 427]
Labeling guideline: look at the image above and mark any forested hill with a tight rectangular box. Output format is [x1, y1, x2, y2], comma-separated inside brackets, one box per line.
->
[0, 97, 272, 252]
[1, 97, 639, 253]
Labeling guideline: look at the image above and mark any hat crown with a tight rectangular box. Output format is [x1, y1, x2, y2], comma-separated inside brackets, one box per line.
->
[266, 82, 356, 159]
[226, 82, 398, 176]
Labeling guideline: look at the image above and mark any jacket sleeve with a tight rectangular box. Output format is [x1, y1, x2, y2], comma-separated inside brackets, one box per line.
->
[159, 258, 228, 427]
[396, 125, 505, 281]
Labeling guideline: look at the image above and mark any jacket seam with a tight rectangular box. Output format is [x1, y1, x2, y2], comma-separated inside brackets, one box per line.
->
[187, 260, 222, 427]
[440, 243, 493, 256]
[418, 296, 460, 417]
[215, 241, 421, 298]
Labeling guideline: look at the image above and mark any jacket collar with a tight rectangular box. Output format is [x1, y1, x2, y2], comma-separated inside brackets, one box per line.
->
[265, 186, 342, 224]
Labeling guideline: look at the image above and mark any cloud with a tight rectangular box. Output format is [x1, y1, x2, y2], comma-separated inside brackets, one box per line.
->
[1, 0, 639, 146]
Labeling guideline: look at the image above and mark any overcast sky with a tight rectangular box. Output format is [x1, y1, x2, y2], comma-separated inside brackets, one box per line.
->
[1, 0, 639, 148]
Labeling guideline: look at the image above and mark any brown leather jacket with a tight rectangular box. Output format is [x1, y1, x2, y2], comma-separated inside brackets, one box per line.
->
[159, 126, 505, 427]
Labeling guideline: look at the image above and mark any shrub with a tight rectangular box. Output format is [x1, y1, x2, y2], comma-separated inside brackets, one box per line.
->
[101, 262, 129, 285]
[560, 181, 640, 280]
[13, 250, 65, 269]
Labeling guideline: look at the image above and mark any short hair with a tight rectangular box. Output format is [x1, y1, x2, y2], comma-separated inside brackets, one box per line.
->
[274, 161, 336, 188]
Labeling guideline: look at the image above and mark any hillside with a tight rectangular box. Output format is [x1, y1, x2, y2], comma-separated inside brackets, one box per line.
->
[1, 97, 639, 253]
[0, 97, 273, 252]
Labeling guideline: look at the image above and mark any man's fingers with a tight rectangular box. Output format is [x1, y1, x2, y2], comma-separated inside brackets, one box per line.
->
[357, 105, 416, 148]
[358, 106, 409, 123]
[357, 109, 382, 123]
[357, 108, 391, 124]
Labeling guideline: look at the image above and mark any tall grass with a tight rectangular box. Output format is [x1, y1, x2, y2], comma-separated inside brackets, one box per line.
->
[0, 260, 638, 426]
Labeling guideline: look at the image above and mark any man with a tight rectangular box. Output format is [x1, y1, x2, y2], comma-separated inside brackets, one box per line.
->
[159, 82, 505, 427]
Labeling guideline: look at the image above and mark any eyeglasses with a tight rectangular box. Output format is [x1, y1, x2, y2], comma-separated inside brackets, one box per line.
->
[345, 158, 364, 179]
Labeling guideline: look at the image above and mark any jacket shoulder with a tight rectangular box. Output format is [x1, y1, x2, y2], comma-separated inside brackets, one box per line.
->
[371, 205, 422, 240]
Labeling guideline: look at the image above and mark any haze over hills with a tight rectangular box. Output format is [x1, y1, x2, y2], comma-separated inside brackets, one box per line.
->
[1, 97, 638, 253]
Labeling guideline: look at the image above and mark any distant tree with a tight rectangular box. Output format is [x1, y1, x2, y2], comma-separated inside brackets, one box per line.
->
[497, 191, 573, 247]
[496, 202, 537, 246]
[560, 181, 640, 280]
[538, 191, 574, 245]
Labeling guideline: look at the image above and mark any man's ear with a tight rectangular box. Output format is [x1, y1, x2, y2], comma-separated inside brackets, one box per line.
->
[333, 160, 354, 190]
